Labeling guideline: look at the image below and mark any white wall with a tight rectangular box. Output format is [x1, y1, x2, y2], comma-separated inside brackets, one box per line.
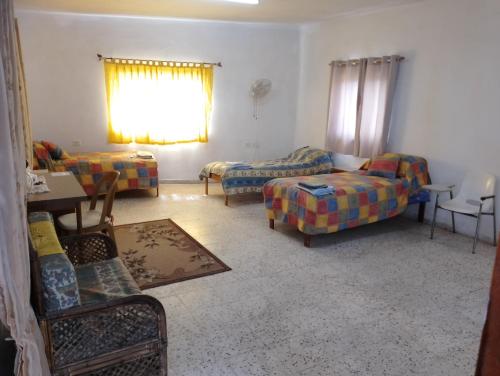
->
[16, 11, 300, 180]
[17, 1, 500, 242]
[296, 0, 500, 241]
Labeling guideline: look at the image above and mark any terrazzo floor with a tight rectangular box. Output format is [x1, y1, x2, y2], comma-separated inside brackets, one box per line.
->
[109, 183, 496, 376]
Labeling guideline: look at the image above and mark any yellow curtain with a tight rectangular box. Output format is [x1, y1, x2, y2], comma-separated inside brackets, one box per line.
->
[104, 60, 213, 145]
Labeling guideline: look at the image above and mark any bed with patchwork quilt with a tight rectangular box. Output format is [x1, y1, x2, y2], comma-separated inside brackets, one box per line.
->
[52, 152, 159, 196]
[32, 141, 159, 197]
[199, 147, 335, 205]
[263, 153, 430, 247]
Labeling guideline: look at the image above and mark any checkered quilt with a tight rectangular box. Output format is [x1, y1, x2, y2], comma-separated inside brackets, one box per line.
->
[52, 152, 158, 196]
[199, 147, 335, 195]
[264, 154, 430, 235]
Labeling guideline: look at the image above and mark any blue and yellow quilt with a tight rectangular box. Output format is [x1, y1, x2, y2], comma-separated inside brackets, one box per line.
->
[199, 147, 335, 195]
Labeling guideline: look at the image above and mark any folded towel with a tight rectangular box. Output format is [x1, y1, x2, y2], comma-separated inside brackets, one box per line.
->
[297, 185, 335, 197]
[298, 182, 328, 190]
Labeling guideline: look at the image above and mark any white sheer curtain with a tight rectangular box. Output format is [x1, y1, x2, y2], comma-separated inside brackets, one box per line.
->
[325, 60, 364, 154]
[326, 55, 401, 159]
[358, 56, 400, 158]
[0, 0, 50, 374]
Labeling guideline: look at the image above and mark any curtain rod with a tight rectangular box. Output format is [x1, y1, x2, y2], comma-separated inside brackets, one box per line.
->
[97, 53, 222, 67]
[329, 56, 405, 66]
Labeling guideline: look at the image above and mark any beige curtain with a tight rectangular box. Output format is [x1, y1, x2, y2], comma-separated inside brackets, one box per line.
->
[325, 59, 365, 154]
[0, 0, 50, 375]
[15, 19, 32, 166]
[358, 56, 400, 158]
[326, 55, 401, 159]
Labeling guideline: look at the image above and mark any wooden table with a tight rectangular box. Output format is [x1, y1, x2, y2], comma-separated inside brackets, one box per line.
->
[27, 172, 87, 232]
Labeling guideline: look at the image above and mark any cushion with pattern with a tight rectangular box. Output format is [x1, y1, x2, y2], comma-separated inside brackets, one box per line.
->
[33, 142, 52, 169]
[41, 140, 70, 160]
[367, 155, 400, 179]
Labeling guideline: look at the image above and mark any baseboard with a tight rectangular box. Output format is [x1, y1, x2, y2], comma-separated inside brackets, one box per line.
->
[159, 179, 202, 184]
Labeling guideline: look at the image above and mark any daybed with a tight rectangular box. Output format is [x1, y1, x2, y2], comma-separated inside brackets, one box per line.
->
[28, 211, 167, 375]
[199, 147, 335, 205]
[264, 153, 430, 247]
[33, 141, 159, 196]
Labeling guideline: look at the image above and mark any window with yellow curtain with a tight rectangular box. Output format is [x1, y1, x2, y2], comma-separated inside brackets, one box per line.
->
[104, 59, 213, 145]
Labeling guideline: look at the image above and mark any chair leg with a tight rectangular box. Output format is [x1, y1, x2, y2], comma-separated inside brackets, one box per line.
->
[450, 191, 456, 233]
[493, 208, 497, 247]
[225, 195, 229, 207]
[430, 193, 440, 239]
[106, 224, 116, 243]
[473, 212, 482, 254]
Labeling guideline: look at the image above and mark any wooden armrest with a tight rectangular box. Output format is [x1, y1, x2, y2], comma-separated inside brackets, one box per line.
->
[59, 233, 118, 266]
[42, 294, 165, 321]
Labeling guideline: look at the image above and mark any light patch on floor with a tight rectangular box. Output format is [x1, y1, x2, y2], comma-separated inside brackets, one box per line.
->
[109, 183, 495, 376]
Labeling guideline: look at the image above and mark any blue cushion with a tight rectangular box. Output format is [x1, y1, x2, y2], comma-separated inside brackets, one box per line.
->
[76, 258, 141, 306]
[28, 212, 81, 312]
[39, 253, 81, 312]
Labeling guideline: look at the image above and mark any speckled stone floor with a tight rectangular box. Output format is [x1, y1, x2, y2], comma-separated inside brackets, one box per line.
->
[109, 183, 495, 376]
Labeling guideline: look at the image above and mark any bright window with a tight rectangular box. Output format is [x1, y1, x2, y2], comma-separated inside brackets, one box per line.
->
[104, 60, 213, 145]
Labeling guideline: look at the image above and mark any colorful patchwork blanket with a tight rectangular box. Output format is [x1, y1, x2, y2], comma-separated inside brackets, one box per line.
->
[199, 147, 335, 195]
[52, 152, 158, 196]
[264, 154, 430, 235]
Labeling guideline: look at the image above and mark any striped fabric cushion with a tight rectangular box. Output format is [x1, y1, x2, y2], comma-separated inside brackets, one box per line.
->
[367, 155, 400, 179]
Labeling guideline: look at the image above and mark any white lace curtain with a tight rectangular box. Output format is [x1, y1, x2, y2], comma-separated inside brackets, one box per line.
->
[325, 55, 401, 159]
[0, 0, 50, 374]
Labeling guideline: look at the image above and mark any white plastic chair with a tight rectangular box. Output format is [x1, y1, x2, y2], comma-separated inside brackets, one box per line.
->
[430, 171, 497, 253]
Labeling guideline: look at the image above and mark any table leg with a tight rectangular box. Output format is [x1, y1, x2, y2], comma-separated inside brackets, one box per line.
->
[76, 202, 83, 233]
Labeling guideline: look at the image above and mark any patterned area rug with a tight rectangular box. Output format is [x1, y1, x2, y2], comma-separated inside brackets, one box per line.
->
[114, 219, 231, 289]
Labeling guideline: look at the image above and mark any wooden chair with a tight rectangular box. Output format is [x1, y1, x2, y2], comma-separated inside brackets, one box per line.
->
[57, 171, 120, 241]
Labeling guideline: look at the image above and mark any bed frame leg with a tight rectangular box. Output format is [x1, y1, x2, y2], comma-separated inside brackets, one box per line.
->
[269, 219, 274, 229]
[418, 202, 426, 223]
[204, 177, 209, 195]
[225, 195, 229, 206]
[304, 234, 312, 248]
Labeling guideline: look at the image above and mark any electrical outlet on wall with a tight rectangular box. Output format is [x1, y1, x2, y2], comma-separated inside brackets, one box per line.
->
[72, 140, 82, 147]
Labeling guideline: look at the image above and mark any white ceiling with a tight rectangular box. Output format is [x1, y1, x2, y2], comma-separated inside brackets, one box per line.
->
[15, 0, 422, 23]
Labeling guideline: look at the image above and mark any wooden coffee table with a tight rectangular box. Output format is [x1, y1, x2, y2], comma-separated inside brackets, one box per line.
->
[27, 172, 87, 232]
